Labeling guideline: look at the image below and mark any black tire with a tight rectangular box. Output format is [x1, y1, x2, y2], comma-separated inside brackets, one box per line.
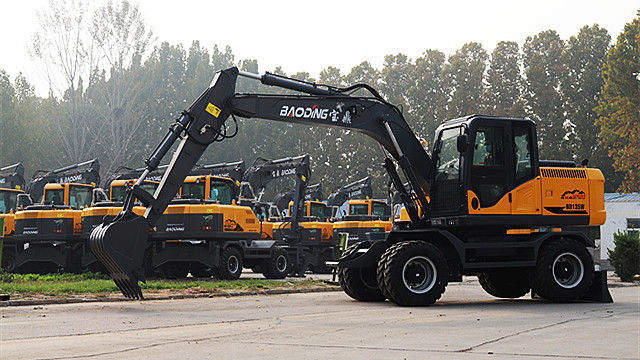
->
[478, 269, 531, 298]
[1, 249, 17, 272]
[533, 238, 594, 302]
[377, 240, 448, 306]
[337, 243, 385, 302]
[262, 247, 290, 279]
[190, 262, 215, 278]
[218, 247, 243, 280]
[159, 262, 189, 279]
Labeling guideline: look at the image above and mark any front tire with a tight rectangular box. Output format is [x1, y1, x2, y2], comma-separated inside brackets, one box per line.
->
[533, 238, 594, 302]
[478, 269, 531, 298]
[378, 240, 448, 306]
[262, 247, 290, 279]
[218, 247, 243, 280]
[338, 243, 385, 302]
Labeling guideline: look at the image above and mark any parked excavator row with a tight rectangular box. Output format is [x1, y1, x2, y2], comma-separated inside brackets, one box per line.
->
[88, 67, 611, 307]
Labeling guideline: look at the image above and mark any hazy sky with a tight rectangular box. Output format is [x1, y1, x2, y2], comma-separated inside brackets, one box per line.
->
[0, 0, 638, 94]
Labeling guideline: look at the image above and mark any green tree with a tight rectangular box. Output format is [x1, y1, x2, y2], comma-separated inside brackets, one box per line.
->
[444, 42, 488, 119]
[523, 30, 567, 160]
[595, 14, 640, 192]
[0, 70, 16, 165]
[486, 41, 525, 117]
[561, 25, 620, 190]
[407, 49, 449, 140]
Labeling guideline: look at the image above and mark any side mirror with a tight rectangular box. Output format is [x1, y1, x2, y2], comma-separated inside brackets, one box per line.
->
[456, 134, 468, 153]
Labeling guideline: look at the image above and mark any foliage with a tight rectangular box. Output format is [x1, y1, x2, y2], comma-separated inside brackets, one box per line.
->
[607, 231, 640, 282]
[523, 30, 568, 160]
[596, 13, 640, 192]
[1, 2, 637, 196]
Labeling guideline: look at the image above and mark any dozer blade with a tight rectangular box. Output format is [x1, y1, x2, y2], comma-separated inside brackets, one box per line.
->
[89, 214, 149, 299]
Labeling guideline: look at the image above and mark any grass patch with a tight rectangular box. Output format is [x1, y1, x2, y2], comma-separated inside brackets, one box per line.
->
[0, 272, 334, 298]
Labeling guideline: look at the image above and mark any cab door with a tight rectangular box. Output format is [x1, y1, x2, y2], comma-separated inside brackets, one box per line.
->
[510, 122, 541, 215]
[469, 122, 510, 210]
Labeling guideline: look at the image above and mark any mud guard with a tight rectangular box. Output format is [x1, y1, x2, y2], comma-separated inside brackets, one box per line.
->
[579, 271, 613, 303]
[336, 240, 388, 269]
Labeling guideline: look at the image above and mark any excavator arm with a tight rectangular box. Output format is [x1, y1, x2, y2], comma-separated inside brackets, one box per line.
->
[326, 176, 372, 207]
[0, 163, 26, 190]
[90, 67, 432, 298]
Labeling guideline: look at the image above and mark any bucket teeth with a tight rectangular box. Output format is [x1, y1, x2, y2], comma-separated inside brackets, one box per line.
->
[88, 215, 149, 299]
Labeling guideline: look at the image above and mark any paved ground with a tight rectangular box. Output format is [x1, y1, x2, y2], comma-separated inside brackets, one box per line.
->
[1, 278, 638, 360]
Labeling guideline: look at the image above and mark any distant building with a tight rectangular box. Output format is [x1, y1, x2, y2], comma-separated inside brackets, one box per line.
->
[601, 193, 640, 262]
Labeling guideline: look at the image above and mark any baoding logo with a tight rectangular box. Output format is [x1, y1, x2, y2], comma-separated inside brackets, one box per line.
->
[561, 190, 586, 200]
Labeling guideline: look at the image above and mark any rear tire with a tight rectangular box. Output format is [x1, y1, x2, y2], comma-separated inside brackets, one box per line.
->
[337, 243, 385, 302]
[378, 240, 448, 306]
[478, 269, 531, 298]
[190, 262, 215, 278]
[262, 247, 290, 279]
[218, 247, 243, 280]
[533, 238, 594, 302]
[159, 262, 189, 279]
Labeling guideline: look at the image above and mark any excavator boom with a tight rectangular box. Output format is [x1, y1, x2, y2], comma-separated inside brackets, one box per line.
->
[90, 67, 433, 298]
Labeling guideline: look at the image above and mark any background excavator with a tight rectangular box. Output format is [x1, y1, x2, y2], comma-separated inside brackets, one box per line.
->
[90, 67, 610, 307]
[0, 163, 27, 271]
[11, 159, 100, 273]
[147, 160, 259, 279]
[329, 176, 392, 247]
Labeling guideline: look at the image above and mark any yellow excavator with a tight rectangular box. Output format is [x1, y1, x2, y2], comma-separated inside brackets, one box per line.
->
[330, 177, 392, 248]
[0, 163, 27, 271]
[89, 68, 610, 307]
[12, 160, 100, 273]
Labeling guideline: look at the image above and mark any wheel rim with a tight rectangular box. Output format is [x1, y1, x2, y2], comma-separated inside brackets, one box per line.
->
[402, 255, 437, 294]
[227, 255, 239, 274]
[276, 254, 287, 273]
[3, 256, 15, 272]
[552, 252, 584, 289]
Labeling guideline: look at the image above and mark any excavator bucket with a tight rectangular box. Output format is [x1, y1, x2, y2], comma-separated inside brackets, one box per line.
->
[89, 214, 149, 299]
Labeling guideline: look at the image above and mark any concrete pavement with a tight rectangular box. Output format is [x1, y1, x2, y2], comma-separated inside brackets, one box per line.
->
[1, 280, 638, 359]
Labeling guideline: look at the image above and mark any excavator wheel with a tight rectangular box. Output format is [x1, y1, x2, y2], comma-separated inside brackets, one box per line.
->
[159, 262, 189, 279]
[190, 262, 216, 278]
[262, 247, 290, 279]
[1, 249, 17, 273]
[533, 238, 594, 302]
[218, 246, 243, 280]
[377, 240, 448, 306]
[478, 269, 531, 298]
[338, 244, 385, 302]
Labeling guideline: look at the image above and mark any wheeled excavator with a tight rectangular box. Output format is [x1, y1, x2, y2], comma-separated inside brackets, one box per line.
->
[10, 159, 100, 273]
[90, 68, 611, 307]
[0, 163, 27, 271]
[329, 176, 392, 247]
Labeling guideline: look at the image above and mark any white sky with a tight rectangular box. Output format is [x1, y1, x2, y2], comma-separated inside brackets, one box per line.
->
[1, 0, 638, 95]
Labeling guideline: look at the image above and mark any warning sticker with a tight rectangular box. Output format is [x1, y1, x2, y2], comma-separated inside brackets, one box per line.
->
[206, 103, 221, 118]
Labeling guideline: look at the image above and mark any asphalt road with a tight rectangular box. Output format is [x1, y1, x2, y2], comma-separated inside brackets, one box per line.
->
[1, 280, 638, 360]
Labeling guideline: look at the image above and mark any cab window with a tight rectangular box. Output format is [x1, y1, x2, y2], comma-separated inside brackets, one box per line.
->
[372, 202, 388, 219]
[44, 189, 65, 206]
[181, 182, 205, 200]
[0, 190, 17, 213]
[210, 179, 233, 205]
[309, 202, 327, 222]
[111, 186, 126, 202]
[349, 204, 369, 215]
[69, 185, 92, 209]
[514, 124, 534, 186]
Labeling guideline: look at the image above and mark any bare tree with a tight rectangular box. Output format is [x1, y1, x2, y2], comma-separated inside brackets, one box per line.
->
[89, 0, 155, 173]
[28, 0, 100, 164]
